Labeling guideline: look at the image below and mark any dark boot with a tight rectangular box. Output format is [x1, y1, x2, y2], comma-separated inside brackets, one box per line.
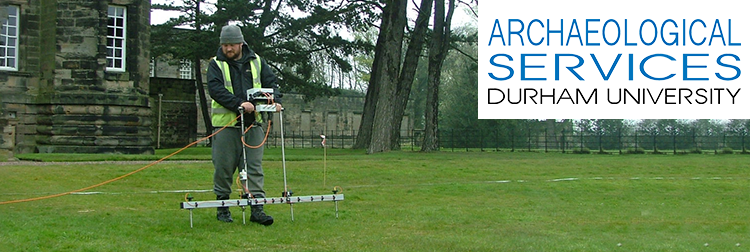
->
[216, 195, 233, 223]
[217, 207, 233, 222]
[250, 205, 273, 226]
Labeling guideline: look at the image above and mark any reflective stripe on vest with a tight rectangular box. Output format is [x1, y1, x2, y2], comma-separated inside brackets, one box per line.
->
[211, 55, 263, 126]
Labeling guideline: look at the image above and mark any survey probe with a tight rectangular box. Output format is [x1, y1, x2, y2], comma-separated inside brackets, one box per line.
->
[179, 88, 344, 227]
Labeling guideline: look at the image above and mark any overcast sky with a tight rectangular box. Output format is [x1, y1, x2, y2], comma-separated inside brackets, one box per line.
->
[150, 1, 477, 27]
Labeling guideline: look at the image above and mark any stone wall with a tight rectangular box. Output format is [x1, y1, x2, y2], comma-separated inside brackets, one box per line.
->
[279, 94, 365, 134]
[150, 77, 197, 148]
[0, 0, 154, 155]
[0, 117, 11, 160]
[37, 0, 153, 154]
[0, 0, 44, 154]
[277, 93, 413, 137]
[192, 91, 414, 141]
[192, 92, 368, 138]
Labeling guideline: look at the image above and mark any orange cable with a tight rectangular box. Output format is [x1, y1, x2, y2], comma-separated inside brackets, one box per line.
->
[332, 186, 344, 194]
[235, 175, 252, 197]
[241, 122, 272, 149]
[1, 114, 242, 206]
[241, 94, 276, 149]
[184, 193, 196, 207]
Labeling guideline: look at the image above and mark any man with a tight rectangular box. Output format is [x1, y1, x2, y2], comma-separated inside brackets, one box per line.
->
[207, 25, 282, 226]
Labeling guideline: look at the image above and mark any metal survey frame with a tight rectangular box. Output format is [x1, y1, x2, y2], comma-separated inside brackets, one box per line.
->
[180, 194, 344, 227]
[179, 88, 344, 228]
[247, 88, 279, 112]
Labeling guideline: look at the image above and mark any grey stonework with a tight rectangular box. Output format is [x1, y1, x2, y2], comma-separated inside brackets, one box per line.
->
[149, 77, 197, 149]
[192, 92, 413, 143]
[1, 0, 153, 155]
[0, 0, 413, 156]
[153, 81, 386, 149]
[277, 94, 368, 134]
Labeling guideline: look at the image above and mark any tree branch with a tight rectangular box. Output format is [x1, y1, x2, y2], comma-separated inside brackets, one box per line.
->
[450, 44, 477, 62]
[457, 0, 477, 18]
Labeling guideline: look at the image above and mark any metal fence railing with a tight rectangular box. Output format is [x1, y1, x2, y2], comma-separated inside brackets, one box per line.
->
[192, 128, 750, 154]
[261, 130, 416, 150]
[430, 129, 750, 154]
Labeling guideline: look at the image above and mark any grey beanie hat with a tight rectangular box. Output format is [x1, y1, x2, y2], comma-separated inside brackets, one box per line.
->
[220, 25, 245, 44]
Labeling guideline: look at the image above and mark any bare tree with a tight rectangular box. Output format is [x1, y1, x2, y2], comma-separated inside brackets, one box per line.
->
[421, 0, 456, 152]
[366, 0, 408, 153]
[353, 0, 407, 151]
[354, 0, 436, 153]
[389, 0, 435, 150]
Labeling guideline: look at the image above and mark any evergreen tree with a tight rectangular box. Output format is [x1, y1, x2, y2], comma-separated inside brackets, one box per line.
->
[151, 0, 377, 100]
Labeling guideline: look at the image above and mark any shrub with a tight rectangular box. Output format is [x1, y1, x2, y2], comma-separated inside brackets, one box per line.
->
[572, 147, 591, 154]
[626, 148, 645, 154]
[690, 148, 703, 154]
[721, 147, 734, 154]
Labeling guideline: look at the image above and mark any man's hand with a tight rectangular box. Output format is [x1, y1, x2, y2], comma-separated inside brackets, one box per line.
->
[275, 103, 283, 112]
[240, 102, 255, 113]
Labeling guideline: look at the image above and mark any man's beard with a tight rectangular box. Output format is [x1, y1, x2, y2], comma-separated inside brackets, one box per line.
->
[226, 51, 240, 60]
[223, 48, 241, 61]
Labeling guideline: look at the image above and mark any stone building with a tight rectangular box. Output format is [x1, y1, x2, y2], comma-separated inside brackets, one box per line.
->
[0, 0, 414, 158]
[1, 0, 152, 158]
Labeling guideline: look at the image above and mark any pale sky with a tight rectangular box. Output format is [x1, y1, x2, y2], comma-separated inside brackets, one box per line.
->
[150, 0, 477, 27]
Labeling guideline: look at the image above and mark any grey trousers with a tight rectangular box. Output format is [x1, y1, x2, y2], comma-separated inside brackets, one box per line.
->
[212, 124, 266, 199]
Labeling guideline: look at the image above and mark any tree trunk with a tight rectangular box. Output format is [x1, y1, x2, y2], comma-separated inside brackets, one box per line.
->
[366, 0, 408, 154]
[352, 69, 379, 149]
[193, 1, 212, 146]
[354, 0, 408, 152]
[389, 0, 434, 150]
[194, 58, 212, 145]
[421, 0, 455, 152]
[352, 10, 388, 150]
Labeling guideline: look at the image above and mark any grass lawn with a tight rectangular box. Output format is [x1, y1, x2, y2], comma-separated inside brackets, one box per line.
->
[1, 149, 749, 251]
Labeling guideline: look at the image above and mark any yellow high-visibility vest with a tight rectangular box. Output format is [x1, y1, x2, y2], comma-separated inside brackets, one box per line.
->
[211, 54, 263, 126]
